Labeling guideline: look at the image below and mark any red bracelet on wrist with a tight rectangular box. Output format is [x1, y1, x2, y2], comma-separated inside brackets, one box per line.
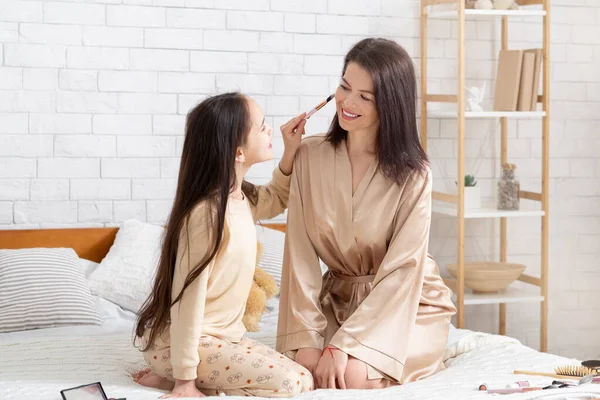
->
[321, 346, 339, 358]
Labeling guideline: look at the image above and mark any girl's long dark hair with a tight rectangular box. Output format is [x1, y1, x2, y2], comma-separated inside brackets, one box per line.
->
[135, 92, 258, 351]
[327, 37, 429, 185]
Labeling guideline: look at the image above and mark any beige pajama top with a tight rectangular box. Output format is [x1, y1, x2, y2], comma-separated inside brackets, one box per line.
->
[276, 135, 457, 384]
[146, 166, 291, 381]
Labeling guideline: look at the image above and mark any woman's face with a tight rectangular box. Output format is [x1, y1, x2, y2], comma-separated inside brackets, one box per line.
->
[335, 62, 379, 134]
[239, 97, 273, 166]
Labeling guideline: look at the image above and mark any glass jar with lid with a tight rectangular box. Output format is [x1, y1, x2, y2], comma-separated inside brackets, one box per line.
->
[497, 163, 520, 210]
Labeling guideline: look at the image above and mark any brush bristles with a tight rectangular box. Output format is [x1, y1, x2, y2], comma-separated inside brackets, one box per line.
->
[554, 365, 596, 377]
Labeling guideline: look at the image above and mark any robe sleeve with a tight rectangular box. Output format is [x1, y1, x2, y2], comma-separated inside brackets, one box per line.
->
[170, 204, 219, 380]
[328, 168, 434, 382]
[276, 151, 327, 353]
[250, 164, 292, 222]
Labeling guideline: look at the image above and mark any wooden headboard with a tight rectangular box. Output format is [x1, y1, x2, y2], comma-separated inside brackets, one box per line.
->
[0, 223, 287, 263]
[262, 222, 286, 233]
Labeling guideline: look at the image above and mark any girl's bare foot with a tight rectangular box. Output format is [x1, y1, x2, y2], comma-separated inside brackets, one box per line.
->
[132, 368, 151, 382]
[132, 369, 175, 391]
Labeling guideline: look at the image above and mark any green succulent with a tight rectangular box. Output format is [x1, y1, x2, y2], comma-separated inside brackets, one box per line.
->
[456, 175, 478, 187]
[464, 174, 477, 187]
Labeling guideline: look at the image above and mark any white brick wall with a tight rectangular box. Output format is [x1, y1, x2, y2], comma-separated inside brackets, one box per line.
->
[0, 0, 598, 359]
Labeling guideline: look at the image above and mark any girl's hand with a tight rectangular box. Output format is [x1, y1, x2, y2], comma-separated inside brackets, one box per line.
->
[159, 379, 205, 398]
[278, 112, 307, 176]
[314, 346, 348, 389]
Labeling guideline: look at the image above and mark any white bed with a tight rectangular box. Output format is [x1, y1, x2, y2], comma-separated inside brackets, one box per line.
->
[1, 294, 600, 400]
[1, 222, 599, 400]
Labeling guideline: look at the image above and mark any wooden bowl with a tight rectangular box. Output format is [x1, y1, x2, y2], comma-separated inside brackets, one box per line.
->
[446, 262, 526, 293]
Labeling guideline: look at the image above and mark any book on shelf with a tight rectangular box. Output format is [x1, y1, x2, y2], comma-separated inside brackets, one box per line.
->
[526, 48, 543, 111]
[493, 48, 543, 112]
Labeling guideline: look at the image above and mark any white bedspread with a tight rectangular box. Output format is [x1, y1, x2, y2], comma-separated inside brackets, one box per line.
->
[1, 297, 599, 400]
[2, 327, 600, 400]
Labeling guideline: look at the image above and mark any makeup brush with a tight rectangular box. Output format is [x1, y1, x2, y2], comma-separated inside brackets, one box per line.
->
[305, 94, 334, 119]
[513, 370, 580, 380]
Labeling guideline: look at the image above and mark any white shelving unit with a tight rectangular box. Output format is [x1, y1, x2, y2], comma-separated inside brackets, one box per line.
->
[428, 110, 546, 119]
[452, 285, 544, 306]
[429, 9, 547, 18]
[432, 203, 545, 219]
[420, 0, 550, 352]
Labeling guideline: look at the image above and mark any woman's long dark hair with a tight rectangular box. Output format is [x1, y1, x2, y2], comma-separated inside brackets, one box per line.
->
[135, 92, 258, 351]
[327, 37, 429, 185]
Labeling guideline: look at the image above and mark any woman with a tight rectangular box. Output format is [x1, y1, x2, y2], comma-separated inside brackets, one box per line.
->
[276, 38, 457, 390]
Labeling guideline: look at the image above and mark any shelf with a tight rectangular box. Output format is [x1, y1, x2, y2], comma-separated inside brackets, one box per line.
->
[428, 9, 547, 19]
[427, 110, 546, 119]
[451, 284, 544, 306]
[433, 203, 545, 219]
[420, 0, 550, 352]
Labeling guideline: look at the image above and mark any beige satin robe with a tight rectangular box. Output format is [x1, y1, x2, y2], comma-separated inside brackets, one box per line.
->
[276, 135, 457, 384]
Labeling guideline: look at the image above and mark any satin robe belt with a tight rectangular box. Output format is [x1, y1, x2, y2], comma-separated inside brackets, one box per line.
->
[319, 270, 375, 327]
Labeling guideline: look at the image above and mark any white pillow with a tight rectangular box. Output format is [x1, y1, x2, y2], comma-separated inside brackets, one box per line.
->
[79, 258, 99, 278]
[255, 225, 285, 287]
[87, 219, 164, 314]
[0, 248, 101, 333]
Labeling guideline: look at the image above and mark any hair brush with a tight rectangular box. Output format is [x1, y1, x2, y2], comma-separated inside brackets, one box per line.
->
[554, 365, 597, 377]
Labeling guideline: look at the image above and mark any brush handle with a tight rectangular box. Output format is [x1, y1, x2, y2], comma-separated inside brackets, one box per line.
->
[305, 108, 318, 119]
[513, 370, 579, 380]
[305, 94, 334, 119]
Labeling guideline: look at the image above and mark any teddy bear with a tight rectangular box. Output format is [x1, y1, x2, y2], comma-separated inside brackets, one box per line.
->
[242, 241, 279, 332]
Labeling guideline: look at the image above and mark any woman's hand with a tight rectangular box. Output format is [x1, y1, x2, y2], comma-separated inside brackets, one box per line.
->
[314, 346, 348, 389]
[159, 379, 205, 398]
[295, 347, 322, 388]
[278, 112, 307, 176]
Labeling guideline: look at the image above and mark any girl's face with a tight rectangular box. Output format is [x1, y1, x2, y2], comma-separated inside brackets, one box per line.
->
[238, 97, 273, 166]
[335, 62, 379, 134]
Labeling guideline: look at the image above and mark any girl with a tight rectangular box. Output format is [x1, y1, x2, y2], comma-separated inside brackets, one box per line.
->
[276, 38, 457, 390]
[132, 92, 313, 398]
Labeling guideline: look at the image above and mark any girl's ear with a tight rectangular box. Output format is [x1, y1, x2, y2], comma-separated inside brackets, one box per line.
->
[235, 147, 246, 163]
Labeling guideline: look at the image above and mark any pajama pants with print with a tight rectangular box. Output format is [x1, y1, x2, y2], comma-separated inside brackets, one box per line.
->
[143, 335, 313, 397]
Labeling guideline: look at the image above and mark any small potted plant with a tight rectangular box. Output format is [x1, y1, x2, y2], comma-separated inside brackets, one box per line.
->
[457, 174, 481, 209]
